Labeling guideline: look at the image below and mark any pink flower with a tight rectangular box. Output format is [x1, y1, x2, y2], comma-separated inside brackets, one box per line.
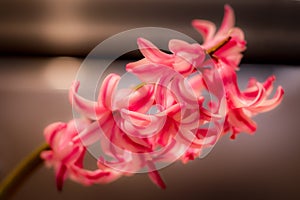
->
[41, 119, 121, 190]
[126, 38, 206, 76]
[192, 4, 246, 70]
[222, 70, 284, 138]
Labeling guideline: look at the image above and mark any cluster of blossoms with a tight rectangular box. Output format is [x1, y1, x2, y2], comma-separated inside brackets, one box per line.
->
[41, 5, 284, 190]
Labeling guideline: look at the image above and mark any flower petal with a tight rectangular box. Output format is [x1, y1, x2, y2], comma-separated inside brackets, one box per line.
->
[137, 37, 172, 63]
[98, 73, 120, 109]
[192, 20, 216, 43]
[147, 161, 166, 189]
[215, 4, 235, 38]
[69, 81, 105, 120]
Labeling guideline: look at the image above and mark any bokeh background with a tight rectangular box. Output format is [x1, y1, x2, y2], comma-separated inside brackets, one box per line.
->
[0, 0, 300, 199]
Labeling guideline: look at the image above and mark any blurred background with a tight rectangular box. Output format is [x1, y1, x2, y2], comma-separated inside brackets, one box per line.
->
[0, 0, 299, 199]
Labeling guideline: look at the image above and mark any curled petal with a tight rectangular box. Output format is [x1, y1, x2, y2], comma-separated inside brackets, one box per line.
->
[98, 73, 121, 109]
[74, 121, 104, 146]
[104, 120, 153, 153]
[120, 109, 166, 137]
[98, 152, 145, 174]
[228, 108, 257, 134]
[69, 81, 106, 120]
[263, 75, 276, 95]
[171, 77, 199, 108]
[215, 4, 235, 38]
[251, 86, 284, 113]
[44, 122, 67, 146]
[192, 20, 216, 43]
[169, 40, 205, 74]
[126, 58, 151, 71]
[228, 82, 265, 108]
[69, 167, 119, 185]
[154, 84, 176, 109]
[137, 37, 172, 63]
[128, 63, 178, 84]
[230, 27, 246, 44]
[129, 85, 155, 113]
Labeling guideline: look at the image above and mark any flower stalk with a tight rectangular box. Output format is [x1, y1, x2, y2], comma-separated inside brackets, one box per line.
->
[0, 143, 50, 200]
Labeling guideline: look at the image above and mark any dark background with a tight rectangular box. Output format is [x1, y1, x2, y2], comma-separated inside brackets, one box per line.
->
[0, 0, 300, 200]
[1, 0, 300, 64]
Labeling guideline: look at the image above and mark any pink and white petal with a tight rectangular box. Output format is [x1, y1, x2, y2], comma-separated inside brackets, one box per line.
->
[154, 84, 176, 109]
[177, 128, 216, 149]
[120, 109, 152, 127]
[246, 82, 267, 107]
[44, 122, 67, 146]
[170, 40, 205, 60]
[215, 4, 235, 38]
[137, 37, 172, 63]
[106, 122, 153, 153]
[159, 103, 182, 120]
[98, 73, 121, 109]
[61, 145, 81, 164]
[195, 128, 219, 147]
[120, 109, 166, 137]
[128, 84, 155, 113]
[180, 111, 200, 130]
[172, 58, 195, 75]
[228, 108, 257, 134]
[126, 58, 151, 71]
[230, 27, 246, 43]
[187, 72, 206, 97]
[223, 53, 243, 68]
[113, 85, 155, 113]
[74, 121, 104, 146]
[69, 166, 117, 185]
[192, 19, 216, 43]
[69, 82, 105, 120]
[171, 77, 199, 108]
[252, 86, 284, 113]
[263, 75, 276, 96]
[229, 82, 265, 108]
[128, 63, 177, 84]
[168, 39, 191, 54]
[98, 153, 145, 174]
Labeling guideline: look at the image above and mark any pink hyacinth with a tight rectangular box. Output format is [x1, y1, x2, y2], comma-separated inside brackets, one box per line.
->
[40, 4, 284, 190]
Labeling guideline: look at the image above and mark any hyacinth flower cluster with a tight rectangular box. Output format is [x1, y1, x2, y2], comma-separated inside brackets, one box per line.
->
[40, 5, 284, 190]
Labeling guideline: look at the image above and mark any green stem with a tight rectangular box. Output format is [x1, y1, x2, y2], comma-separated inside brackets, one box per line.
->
[0, 143, 50, 200]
